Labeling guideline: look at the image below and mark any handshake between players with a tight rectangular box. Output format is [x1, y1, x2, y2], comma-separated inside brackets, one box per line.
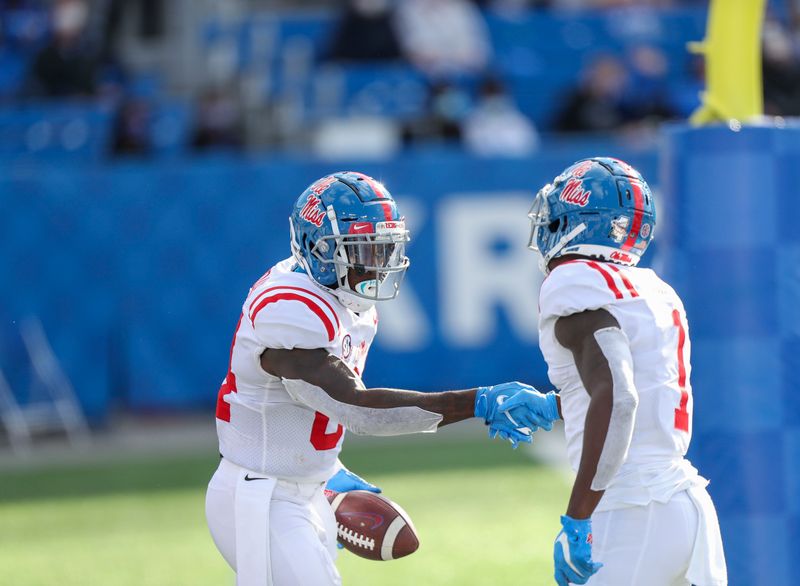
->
[475, 383, 561, 447]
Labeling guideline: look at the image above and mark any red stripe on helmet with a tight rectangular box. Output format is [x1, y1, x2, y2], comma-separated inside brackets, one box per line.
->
[352, 172, 394, 221]
[621, 182, 644, 251]
[379, 201, 393, 221]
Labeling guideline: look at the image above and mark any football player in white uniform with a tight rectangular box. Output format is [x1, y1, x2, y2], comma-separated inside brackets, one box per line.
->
[497, 158, 727, 585]
[205, 171, 543, 586]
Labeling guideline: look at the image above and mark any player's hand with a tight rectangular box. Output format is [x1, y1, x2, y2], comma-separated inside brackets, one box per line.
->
[325, 468, 381, 494]
[498, 389, 560, 432]
[475, 382, 537, 448]
[553, 515, 603, 585]
[487, 425, 532, 449]
[326, 468, 381, 551]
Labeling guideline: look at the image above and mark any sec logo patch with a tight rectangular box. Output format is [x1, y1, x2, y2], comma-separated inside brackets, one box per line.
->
[342, 335, 352, 359]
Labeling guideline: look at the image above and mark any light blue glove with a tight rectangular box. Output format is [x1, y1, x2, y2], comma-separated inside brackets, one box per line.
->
[326, 468, 381, 550]
[325, 468, 381, 494]
[553, 515, 603, 585]
[475, 382, 536, 448]
[497, 389, 560, 432]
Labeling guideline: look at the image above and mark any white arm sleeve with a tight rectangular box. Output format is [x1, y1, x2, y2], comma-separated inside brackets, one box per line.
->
[282, 378, 443, 436]
[591, 327, 639, 491]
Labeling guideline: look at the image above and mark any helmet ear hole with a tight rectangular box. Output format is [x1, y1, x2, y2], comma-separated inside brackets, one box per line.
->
[548, 218, 560, 233]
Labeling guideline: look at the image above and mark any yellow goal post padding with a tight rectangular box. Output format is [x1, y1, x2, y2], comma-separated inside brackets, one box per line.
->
[689, 0, 767, 125]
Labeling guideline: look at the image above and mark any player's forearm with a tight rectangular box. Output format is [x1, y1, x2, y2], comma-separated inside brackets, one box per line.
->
[282, 378, 472, 435]
[362, 388, 477, 426]
[566, 388, 612, 519]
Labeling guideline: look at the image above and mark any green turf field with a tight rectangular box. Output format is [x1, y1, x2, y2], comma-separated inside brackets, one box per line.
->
[0, 434, 571, 586]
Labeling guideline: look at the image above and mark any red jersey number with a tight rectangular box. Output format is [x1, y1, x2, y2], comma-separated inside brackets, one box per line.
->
[672, 309, 690, 432]
[310, 412, 343, 450]
[215, 315, 243, 422]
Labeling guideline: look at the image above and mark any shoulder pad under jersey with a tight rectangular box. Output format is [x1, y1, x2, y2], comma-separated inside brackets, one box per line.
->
[539, 260, 639, 321]
[247, 274, 341, 350]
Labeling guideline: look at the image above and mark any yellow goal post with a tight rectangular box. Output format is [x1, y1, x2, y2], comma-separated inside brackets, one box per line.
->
[689, 0, 767, 125]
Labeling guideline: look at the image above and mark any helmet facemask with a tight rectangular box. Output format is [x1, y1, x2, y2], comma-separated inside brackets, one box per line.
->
[309, 212, 410, 312]
[527, 185, 551, 255]
[527, 184, 587, 274]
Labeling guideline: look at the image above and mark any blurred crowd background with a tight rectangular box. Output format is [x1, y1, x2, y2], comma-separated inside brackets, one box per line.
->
[0, 0, 797, 162]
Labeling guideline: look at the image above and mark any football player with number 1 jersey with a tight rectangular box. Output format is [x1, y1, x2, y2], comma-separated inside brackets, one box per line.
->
[205, 172, 541, 586]
[499, 158, 727, 585]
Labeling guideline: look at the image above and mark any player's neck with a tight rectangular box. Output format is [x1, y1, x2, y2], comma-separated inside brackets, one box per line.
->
[548, 254, 591, 272]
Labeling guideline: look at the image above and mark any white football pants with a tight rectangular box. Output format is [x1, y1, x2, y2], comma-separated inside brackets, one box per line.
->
[587, 486, 727, 586]
[206, 458, 341, 586]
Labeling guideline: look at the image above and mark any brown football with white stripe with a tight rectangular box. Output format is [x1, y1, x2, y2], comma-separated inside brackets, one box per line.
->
[326, 489, 419, 561]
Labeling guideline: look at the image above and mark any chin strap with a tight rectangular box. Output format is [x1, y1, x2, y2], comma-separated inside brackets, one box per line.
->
[289, 218, 309, 273]
[326, 205, 350, 289]
[540, 223, 587, 274]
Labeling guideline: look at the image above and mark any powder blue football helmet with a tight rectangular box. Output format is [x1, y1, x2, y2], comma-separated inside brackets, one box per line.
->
[528, 157, 656, 273]
[289, 171, 410, 312]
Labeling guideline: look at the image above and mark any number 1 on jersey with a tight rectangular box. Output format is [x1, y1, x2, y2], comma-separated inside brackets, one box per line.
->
[672, 309, 690, 432]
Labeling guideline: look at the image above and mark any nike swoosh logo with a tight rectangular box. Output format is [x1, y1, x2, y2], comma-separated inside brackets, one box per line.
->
[244, 474, 268, 482]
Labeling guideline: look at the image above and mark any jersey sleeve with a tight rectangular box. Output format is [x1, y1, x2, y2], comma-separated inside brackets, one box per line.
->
[249, 291, 339, 350]
[539, 262, 623, 321]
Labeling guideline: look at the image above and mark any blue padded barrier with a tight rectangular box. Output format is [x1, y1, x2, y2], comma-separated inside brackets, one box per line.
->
[660, 123, 800, 586]
[0, 143, 657, 421]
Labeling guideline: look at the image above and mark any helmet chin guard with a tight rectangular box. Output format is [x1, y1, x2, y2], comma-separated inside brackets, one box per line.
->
[527, 157, 656, 273]
[334, 288, 378, 313]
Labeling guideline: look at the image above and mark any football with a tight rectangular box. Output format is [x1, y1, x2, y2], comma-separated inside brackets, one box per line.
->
[326, 489, 420, 561]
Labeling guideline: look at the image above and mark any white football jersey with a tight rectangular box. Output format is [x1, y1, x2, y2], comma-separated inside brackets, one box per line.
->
[538, 259, 707, 511]
[215, 257, 378, 482]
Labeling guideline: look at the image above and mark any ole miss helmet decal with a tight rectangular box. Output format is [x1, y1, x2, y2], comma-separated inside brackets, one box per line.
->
[310, 176, 337, 196]
[559, 178, 591, 207]
[299, 194, 326, 227]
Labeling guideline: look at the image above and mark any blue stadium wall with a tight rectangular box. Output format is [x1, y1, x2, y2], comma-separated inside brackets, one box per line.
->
[0, 143, 657, 419]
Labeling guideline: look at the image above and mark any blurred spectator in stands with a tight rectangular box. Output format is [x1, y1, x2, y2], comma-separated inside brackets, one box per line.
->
[554, 54, 630, 133]
[327, 0, 402, 62]
[99, 0, 166, 62]
[621, 44, 679, 125]
[111, 97, 152, 157]
[1, 0, 49, 51]
[762, 18, 800, 116]
[668, 52, 704, 118]
[191, 87, 244, 152]
[474, 0, 551, 10]
[463, 76, 538, 157]
[26, 0, 98, 97]
[394, 0, 491, 78]
[549, 0, 681, 7]
[402, 81, 469, 146]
